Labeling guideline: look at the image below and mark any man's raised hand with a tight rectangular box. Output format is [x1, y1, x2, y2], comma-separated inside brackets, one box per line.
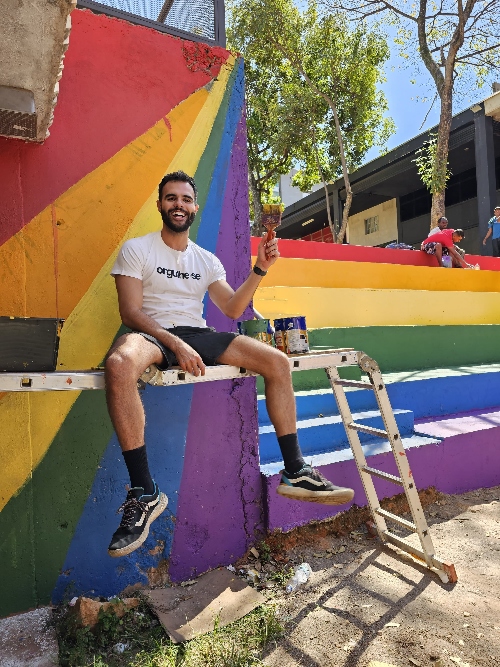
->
[256, 231, 280, 271]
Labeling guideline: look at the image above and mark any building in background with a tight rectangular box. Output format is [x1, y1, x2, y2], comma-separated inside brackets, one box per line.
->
[278, 91, 500, 255]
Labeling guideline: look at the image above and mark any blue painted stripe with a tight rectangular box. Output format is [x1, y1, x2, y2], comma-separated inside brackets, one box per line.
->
[52, 384, 194, 601]
[258, 368, 500, 425]
[195, 59, 245, 255]
[259, 409, 415, 464]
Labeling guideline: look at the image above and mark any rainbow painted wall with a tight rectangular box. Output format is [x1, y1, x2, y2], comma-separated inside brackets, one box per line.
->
[251, 237, 500, 389]
[252, 237, 500, 535]
[0, 9, 260, 617]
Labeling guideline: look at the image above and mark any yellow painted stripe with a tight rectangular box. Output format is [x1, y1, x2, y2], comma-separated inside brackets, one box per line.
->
[0, 57, 236, 512]
[254, 286, 500, 328]
[251, 256, 500, 293]
[1, 393, 31, 509]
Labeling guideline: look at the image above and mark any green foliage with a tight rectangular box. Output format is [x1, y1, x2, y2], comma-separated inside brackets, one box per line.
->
[268, 565, 294, 587]
[413, 133, 452, 194]
[258, 541, 272, 563]
[227, 0, 394, 227]
[328, 0, 500, 222]
[54, 597, 283, 667]
[55, 599, 164, 667]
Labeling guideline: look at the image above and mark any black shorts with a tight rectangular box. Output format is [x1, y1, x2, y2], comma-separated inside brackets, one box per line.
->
[136, 326, 239, 370]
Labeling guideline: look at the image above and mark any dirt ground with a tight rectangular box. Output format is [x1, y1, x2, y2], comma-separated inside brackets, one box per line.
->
[243, 485, 500, 667]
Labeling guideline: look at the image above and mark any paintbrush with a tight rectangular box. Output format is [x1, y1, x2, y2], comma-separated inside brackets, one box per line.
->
[261, 203, 284, 258]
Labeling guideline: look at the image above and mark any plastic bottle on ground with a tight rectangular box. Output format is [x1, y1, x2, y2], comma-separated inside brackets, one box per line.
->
[285, 562, 312, 593]
[441, 255, 452, 268]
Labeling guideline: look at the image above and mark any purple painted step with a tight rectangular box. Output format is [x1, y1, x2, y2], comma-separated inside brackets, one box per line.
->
[415, 406, 500, 438]
[261, 408, 500, 533]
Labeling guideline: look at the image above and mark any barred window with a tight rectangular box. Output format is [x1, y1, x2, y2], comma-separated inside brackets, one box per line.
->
[364, 215, 379, 235]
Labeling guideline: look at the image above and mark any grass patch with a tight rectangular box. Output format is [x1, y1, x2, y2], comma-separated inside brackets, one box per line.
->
[54, 597, 284, 667]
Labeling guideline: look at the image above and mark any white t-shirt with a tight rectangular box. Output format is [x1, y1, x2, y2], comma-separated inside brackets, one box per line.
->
[111, 232, 226, 328]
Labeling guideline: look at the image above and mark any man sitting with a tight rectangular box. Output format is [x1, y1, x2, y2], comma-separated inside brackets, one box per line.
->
[424, 216, 466, 260]
[421, 227, 472, 268]
[426, 216, 449, 237]
[104, 170, 354, 558]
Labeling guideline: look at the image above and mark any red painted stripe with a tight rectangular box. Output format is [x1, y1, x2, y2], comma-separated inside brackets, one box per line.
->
[252, 237, 500, 271]
[0, 9, 230, 244]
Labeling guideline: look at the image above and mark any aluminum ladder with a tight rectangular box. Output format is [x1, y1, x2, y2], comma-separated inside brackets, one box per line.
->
[325, 351, 457, 584]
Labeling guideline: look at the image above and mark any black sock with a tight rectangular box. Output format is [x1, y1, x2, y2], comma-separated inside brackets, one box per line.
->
[122, 446, 155, 495]
[277, 433, 305, 474]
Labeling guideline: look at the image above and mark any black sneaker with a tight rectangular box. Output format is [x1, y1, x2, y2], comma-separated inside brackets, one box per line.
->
[277, 464, 354, 505]
[108, 483, 168, 558]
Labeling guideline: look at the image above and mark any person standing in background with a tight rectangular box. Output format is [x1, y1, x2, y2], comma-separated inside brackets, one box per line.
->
[482, 206, 500, 257]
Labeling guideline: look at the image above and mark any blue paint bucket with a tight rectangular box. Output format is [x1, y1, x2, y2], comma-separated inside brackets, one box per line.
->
[273, 316, 309, 354]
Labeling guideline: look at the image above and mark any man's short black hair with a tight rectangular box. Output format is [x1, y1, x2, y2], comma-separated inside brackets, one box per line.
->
[454, 228, 465, 238]
[437, 216, 448, 223]
[158, 171, 197, 201]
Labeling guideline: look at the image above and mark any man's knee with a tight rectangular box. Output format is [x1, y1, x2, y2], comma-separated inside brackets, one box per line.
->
[105, 339, 141, 383]
[262, 348, 292, 380]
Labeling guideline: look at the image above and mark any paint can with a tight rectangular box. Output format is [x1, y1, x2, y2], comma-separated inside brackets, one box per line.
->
[273, 316, 309, 354]
[238, 318, 274, 346]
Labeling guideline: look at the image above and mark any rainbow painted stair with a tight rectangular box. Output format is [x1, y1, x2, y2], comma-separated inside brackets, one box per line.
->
[259, 362, 500, 532]
[251, 237, 500, 533]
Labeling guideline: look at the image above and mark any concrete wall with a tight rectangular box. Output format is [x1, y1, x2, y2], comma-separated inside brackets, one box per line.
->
[0, 9, 259, 617]
[347, 198, 397, 247]
[0, 0, 75, 140]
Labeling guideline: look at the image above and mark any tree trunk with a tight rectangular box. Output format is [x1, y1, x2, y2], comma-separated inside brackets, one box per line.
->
[430, 81, 453, 228]
[330, 95, 352, 243]
[313, 137, 336, 242]
[249, 171, 263, 236]
[337, 188, 352, 244]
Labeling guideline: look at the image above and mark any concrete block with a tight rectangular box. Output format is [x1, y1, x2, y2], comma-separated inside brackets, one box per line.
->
[0, 607, 58, 667]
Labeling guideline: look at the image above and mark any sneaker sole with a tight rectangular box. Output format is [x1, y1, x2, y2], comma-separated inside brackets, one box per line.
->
[108, 492, 169, 558]
[276, 484, 354, 506]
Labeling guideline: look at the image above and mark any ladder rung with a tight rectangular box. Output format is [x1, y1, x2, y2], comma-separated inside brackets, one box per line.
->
[376, 508, 416, 531]
[382, 531, 430, 565]
[361, 466, 403, 486]
[349, 422, 387, 438]
[383, 531, 457, 582]
[333, 380, 374, 390]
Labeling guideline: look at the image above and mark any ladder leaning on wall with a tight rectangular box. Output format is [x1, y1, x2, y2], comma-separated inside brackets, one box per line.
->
[0, 348, 457, 583]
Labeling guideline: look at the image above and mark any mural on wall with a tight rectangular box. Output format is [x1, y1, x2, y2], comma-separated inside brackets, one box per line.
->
[0, 9, 262, 617]
[251, 237, 500, 389]
[250, 237, 500, 536]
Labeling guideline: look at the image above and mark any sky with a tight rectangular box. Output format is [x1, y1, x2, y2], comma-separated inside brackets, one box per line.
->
[365, 28, 499, 162]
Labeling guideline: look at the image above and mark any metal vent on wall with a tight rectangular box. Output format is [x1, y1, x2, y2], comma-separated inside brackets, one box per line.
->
[89, 0, 216, 41]
[0, 86, 36, 139]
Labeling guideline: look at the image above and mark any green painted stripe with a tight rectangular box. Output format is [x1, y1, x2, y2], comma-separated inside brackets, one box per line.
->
[0, 390, 114, 616]
[0, 486, 36, 616]
[189, 60, 240, 242]
[257, 324, 500, 394]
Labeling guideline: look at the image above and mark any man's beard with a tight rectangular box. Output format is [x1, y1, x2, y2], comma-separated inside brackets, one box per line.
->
[161, 208, 196, 233]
